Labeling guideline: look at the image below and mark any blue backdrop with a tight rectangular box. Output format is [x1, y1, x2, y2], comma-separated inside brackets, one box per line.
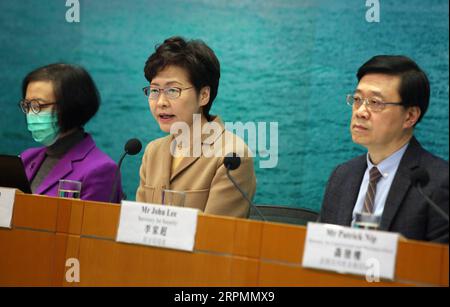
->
[1, 0, 448, 211]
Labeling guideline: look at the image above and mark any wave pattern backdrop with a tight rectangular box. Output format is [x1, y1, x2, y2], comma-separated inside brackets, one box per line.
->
[0, 0, 448, 211]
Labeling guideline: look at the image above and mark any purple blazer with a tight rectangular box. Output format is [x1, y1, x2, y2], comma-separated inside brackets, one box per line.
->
[20, 134, 123, 203]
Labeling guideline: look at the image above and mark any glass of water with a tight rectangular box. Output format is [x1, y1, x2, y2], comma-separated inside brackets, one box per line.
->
[353, 212, 381, 230]
[161, 189, 185, 207]
[58, 179, 82, 199]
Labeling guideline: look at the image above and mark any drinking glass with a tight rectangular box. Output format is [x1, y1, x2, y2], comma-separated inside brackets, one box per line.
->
[58, 179, 82, 199]
[353, 212, 381, 230]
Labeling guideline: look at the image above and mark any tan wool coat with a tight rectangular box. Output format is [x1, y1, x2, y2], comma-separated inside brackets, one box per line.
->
[136, 116, 257, 217]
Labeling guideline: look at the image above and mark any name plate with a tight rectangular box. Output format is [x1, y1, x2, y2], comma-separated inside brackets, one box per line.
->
[302, 222, 399, 280]
[0, 187, 16, 228]
[116, 200, 199, 252]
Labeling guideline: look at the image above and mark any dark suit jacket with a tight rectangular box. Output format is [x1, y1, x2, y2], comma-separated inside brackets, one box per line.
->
[319, 137, 449, 243]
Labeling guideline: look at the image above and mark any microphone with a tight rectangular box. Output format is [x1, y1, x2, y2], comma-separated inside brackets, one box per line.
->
[109, 138, 143, 203]
[223, 153, 266, 221]
[124, 138, 143, 156]
[410, 168, 449, 222]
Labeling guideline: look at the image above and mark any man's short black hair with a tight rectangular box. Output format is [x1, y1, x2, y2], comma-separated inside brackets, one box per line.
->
[357, 55, 430, 124]
[144, 36, 220, 121]
[22, 63, 100, 132]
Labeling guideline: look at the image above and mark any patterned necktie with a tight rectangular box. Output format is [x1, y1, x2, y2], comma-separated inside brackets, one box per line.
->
[363, 167, 383, 214]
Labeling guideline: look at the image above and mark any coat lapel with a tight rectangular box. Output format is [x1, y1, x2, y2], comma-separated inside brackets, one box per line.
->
[160, 136, 174, 188]
[170, 156, 199, 181]
[169, 116, 225, 182]
[379, 137, 421, 230]
[339, 156, 367, 225]
[24, 149, 47, 182]
[35, 134, 96, 195]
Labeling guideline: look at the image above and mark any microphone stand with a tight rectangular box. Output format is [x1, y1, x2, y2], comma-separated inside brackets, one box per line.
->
[415, 184, 449, 222]
[226, 168, 266, 221]
[109, 152, 127, 203]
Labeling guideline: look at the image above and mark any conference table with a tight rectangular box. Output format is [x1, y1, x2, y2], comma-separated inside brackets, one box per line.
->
[0, 193, 448, 286]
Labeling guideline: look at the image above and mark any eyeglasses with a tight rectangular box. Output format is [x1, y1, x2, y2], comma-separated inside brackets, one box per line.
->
[142, 86, 194, 100]
[18, 99, 57, 114]
[346, 94, 403, 112]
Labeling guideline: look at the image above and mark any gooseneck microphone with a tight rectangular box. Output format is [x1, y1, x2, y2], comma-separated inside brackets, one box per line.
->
[109, 138, 143, 203]
[410, 168, 449, 223]
[224, 153, 266, 221]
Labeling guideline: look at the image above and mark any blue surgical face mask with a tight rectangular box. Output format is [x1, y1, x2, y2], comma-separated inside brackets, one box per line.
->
[26, 112, 60, 146]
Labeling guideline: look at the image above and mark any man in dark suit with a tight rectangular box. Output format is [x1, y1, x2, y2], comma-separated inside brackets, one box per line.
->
[319, 55, 449, 243]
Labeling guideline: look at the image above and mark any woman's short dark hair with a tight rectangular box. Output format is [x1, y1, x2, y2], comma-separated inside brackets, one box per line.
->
[144, 36, 220, 121]
[22, 63, 100, 132]
[357, 55, 430, 124]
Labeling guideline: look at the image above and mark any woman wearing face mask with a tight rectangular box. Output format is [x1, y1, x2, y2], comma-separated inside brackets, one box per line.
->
[19, 63, 123, 203]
